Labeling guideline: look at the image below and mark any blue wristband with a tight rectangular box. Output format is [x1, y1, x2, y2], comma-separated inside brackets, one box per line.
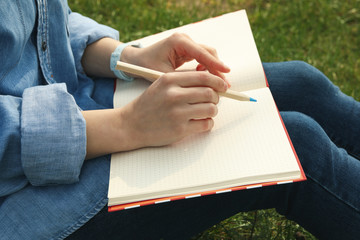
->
[110, 42, 141, 81]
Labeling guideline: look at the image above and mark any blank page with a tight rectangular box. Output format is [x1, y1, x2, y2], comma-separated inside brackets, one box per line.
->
[109, 10, 301, 206]
[128, 10, 266, 92]
[109, 88, 300, 205]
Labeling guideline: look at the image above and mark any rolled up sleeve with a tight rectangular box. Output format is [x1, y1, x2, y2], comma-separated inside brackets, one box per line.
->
[68, 11, 119, 75]
[21, 83, 86, 186]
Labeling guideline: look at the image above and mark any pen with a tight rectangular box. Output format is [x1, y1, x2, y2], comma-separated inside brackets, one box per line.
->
[116, 61, 257, 102]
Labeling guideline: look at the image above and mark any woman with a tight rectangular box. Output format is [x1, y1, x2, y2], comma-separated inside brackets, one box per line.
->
[0, 1, 359, 239]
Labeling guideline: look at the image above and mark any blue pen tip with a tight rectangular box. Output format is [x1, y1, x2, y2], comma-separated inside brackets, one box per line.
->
[250, 97, 257, 102]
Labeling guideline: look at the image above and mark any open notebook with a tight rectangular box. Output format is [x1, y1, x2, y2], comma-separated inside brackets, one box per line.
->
[108, 10, 306, 211]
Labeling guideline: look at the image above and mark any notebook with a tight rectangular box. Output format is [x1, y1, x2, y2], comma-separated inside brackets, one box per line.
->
[108, 10, 306, 211]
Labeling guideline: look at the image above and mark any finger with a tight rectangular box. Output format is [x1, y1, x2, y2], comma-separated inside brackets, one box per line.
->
[196, 63, 207, 71]
[181, 38, 231, 73]
[165, 72, 227, 93]
[185, 103, 218, 120]
[179, 87, 219, 104]
[199, 44, 219, 59]
[196, 44, 231, 80]
[196, 63, 231, 88]
[187, 118, 215, 134]
[170, 33, 230, 73]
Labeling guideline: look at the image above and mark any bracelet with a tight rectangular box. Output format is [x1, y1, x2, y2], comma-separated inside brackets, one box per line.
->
[110, 42, 142, 81]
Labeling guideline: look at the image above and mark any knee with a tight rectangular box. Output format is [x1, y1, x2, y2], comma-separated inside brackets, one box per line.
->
[266, 61, 338, 109]
[266, 61, 329, 89]
[281, 112, 333, 171]
[285, 60, 316, 76]
[281, 61, 326, 88]
[281, 111, 320, 144]
[281, 111, 327, 149]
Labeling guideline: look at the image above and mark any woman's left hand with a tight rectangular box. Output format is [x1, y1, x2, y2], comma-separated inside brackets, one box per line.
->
[121, 33, 231, 85]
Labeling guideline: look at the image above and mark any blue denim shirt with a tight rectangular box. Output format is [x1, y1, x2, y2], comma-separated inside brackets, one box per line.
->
[0, 1, 119, 239]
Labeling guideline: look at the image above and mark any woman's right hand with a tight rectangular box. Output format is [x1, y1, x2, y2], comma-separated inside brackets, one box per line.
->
[82, 34, 230, 159]
[118, 71, 228, 150]
[82, 70, 227, 159]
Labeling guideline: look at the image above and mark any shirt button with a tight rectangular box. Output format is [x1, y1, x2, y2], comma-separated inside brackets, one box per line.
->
[42, 41, 47, 51]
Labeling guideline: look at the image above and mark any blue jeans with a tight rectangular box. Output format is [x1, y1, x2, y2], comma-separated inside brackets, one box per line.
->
[68, 61, 360, 240]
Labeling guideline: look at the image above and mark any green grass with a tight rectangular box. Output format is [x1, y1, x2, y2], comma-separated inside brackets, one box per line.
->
[70, 0, 359, 100]
[69, 0, 360, 239]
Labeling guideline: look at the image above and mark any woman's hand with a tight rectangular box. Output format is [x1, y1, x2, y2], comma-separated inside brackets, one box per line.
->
[121, 33, 231, 85]
[118, 71, 228, 149]
[82, 70, 227, 159]
[81, 33, 230, 83]
[82, 33, 231, 159]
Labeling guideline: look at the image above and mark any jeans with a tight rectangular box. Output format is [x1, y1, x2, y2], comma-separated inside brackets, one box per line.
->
[68, 61, 360, 240]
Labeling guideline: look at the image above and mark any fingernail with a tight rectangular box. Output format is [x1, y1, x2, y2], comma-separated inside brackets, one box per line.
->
[227, 80, 231, 88]
[224, 81, 228, 90]
[223, 78, 231, 88]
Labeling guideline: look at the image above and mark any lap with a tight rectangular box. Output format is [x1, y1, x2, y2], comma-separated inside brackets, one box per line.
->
[69, 111, 360, 240]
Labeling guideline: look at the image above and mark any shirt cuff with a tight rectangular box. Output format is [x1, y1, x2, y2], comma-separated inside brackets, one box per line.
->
[21, 83, 86, 186]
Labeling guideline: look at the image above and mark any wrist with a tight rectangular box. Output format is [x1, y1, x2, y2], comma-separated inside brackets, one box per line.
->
[82, 108, 141, 159]
[120, 44, 142, 65]
[110, 43, 142, 81]
[114, 104, 148, 151]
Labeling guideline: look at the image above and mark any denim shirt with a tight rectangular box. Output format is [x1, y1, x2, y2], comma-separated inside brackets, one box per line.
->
[0, 0, 119, 239]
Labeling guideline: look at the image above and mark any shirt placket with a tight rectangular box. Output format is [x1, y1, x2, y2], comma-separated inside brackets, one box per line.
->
[36, 0, 54, 84]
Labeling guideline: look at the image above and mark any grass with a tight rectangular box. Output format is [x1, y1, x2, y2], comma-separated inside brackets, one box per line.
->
[69, 0, 360, 100]
[69, 0, 359, 239]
